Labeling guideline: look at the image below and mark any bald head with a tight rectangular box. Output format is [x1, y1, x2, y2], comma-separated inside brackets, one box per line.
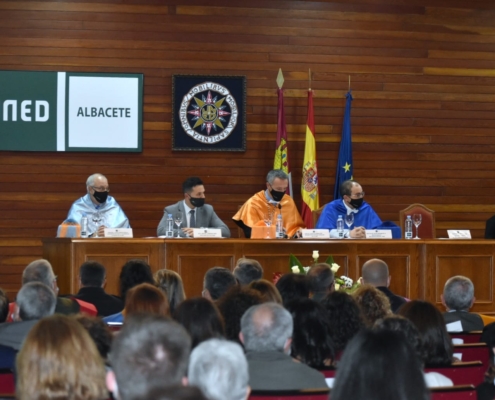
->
[362, 259, 389, 287]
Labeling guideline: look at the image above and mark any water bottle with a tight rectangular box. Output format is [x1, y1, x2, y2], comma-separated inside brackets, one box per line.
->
[276, 214, 284, 239]
[405, 215, 413, 239]
[166, 214, 174, 238]
[80, 214, 88, 238]
[337, 215, 344, 238]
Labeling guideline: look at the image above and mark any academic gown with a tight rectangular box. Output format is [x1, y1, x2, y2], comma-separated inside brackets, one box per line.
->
[315, 199, 382, 230]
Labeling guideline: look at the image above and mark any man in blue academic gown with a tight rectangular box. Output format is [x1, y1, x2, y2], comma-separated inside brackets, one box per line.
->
[66, 173, 130, 237]
[315, 180, 382, 238]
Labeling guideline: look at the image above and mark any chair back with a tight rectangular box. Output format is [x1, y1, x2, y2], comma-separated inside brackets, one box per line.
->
[312, 206, 325, 228]
[318, 367, 337, 378]
[449, 331, 482, 344]
[249, 389, 330, 400]
[0, 369, 15, 396]
[424, 361, 484, 385]
[430, 384, 476, 400]
[399, 203, 436, 238]
[453, 343, 489, 367]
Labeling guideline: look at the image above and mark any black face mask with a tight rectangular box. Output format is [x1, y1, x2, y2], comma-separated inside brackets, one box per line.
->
[349, 197, 364, 209]
[93, 190, 108, 204]
[189, 197, 205, 208]
[270, 188, 285, 202]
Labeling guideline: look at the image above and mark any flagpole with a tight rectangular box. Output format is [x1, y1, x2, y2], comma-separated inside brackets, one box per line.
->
[348, 75, 351, 91]
[308, 68, 311, 91]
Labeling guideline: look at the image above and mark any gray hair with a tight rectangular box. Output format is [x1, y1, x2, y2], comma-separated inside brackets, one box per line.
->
[234, 258, 263, 286]
[188, 339, 249, 400]
[17, 282, 56, 320]
[22, 259, 55, 288]
[266, 169, 288, 185]
[240, 302, 293, 352]
[443, 275, 475, 311]
[86, 173, 106, 187]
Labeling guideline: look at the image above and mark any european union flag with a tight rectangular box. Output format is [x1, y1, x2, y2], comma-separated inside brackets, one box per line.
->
[333, 91, 353, 200]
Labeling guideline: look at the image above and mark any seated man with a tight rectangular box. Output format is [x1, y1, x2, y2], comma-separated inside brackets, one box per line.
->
[485, 215, 495, 239]
[442, 275, 484, 332]
[66, 173, 130, 238]
[316, 179, 382, 239]
[234, 258, 263, 286]
[202, 267, 237, 301]
[157, 177, 230, 238]
[233, 169, 305, 238]
[240, 303, 327, 391]
[307, 263, 334, 302]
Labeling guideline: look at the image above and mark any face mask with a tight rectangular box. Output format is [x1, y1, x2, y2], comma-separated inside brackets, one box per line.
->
[349, 197, 364, 209]
[270, 187, 285, 202]
[189, 197, 205, 208]
[93, 190, 108, 204]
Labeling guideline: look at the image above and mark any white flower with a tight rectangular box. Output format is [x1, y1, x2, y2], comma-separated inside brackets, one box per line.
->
[340, 275, 353, 288]
[334, 283, 341, 291]
[312, 250, 319, 260]
[331, 263, 340, 273]
[303, 266, 310, 273]
[291, 266, 300, 273]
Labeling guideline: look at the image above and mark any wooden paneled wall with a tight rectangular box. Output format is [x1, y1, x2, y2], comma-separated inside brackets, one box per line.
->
[1, 0, 495, 296]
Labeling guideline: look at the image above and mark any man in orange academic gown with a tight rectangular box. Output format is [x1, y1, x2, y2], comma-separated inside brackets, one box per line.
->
[233, 170, 305, 238]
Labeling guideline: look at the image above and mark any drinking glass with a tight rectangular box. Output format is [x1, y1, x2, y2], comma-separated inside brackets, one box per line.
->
[174, 212, 183, 238]
[92, 212, 103, 238]
[263, 213, 273, 239]
[412, 214, 422, 240]
[345, 213, 354, 231]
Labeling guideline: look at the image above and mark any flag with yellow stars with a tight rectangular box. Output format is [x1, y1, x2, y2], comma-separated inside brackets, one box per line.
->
[333, 91, 353, 200]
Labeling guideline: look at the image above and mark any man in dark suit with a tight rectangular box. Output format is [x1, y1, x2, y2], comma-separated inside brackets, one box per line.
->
[361, 258, 406, 313]
[73, 261, 123, 317]
[442, 275, 484, 332]
[157, 176, 230, 238]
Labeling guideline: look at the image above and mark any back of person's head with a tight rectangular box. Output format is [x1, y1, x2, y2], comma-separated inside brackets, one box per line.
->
[248, 279, 283, 304]
[125, 283, 170, 317]
[173, 297, 225, 349]
[398, 300, 453, 366]
[331, 330, 429, 400]
[217, 286, 263, 343]
[275, 273, 309, 306]
[240, 302, 293, 353]
[79, 260, 106, 287]
[119, 259, 154, 301]
[0, 288, 9, 323]
[22, 259, 55, 287]
[353, 284, 391, 327]
[361, 258, 389, 287]
[16, 282, 56, 321]
[234, 258, 263, 286]
[130, 386, 208, 400]
[203, 267, 237, 301]
[74, 314, 113, 360]
[307, 263, 334, 295]
[285, 298, 335, 368]
[16, 315, 107, 400]
[443, 275, 475, 311]
[188, 339, 250, 400]
[154, 269, 186, 313]
[109, 314, 192, 400]
[322, 291, 364, 352]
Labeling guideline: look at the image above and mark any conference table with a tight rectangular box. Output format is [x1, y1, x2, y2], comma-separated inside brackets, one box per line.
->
[42, 238, 495, 314]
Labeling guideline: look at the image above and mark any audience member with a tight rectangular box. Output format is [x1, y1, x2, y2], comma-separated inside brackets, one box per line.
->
[353, 284, 391, 327]
[73, 260, 124, 316]
[173, 297, 225, 349]
[331, 330, 430, 400]
[119, 259, 154, 302]
[107, 314, 191, 400]
[22, 259, 79, 314]
[240, 302, 327, 391]
[248, 279, 283, 304]
[188, 338, 250, 400]
[217, 286, 263, 343]
[307, 263, 334, 302]
[322, 291, 364, 353]
[477, 320, 495, 400]
[75, 314, 113, 361]
[16, 314, 107, 400]
[104, 283, 170, 324]
[0, 282, 55, 350]
[285, 298, 335, 368]
[234, 258, 263, 286]
[202, 267, 237, 301]
[398, 300, 454, 366]
[155, 269, 186, 314]
[275, 273, 309, 306]
[361, 258, 406, 313]
[0, 288, 9, 323]
[442, 275, 483, 331]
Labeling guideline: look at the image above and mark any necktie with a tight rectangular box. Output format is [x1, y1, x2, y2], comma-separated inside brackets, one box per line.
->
[190, 209, 196, 228]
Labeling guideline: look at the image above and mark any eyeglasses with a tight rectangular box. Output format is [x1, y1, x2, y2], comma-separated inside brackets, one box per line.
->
[92, 186, 110, 192]
[350, 192, 365, 199]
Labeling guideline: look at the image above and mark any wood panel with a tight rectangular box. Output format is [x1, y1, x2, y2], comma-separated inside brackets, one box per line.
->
[2, 0, 495, 291]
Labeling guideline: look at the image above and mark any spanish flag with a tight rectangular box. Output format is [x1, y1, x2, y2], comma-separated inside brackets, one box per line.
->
[301, 90, 319, 228]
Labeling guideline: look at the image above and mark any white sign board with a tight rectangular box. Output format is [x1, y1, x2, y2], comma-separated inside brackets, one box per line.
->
[365, 230, 393, 239]
[104, 228, 133, 238]
[193, 228, 222, 238]
[301, 229, 330, 239]
[447, 230, 471, 239]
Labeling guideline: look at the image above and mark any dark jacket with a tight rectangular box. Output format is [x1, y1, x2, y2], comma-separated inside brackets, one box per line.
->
[73, 287, 124, 317]
[376, 286, 407, 313]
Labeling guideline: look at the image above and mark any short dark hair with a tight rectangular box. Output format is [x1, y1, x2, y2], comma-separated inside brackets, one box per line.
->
[0, 288, 9, 323]
[110, 314, 191, 400]
[182, 177, 203, 194]
[307, 263, 334, 294]
[79, 261, 106, 287]
[234, 258, 263, 285]
[119, 259, 154, 301]
[203, 267, 237, 301]
[339, 180, 359, 197]
[74, 315, 113, 359]
[275, 273, 309, 306]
